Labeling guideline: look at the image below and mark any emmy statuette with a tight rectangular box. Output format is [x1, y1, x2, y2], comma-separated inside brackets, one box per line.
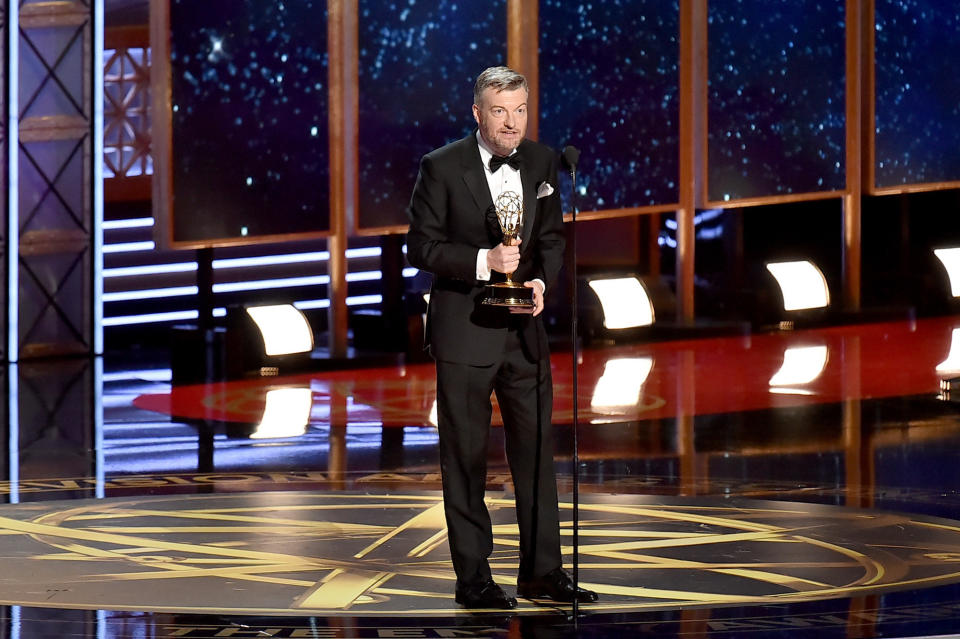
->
[483, 191, 535, 308]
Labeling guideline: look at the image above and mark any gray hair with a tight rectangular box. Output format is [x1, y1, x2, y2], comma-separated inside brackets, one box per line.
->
[473, 66, 528, 106]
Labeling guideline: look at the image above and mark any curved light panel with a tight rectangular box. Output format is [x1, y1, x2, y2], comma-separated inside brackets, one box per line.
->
[936, 328, 960, 374]
[934, 248, 960, 297]
[587, 277, 655, 329]
[766, 260, 830, 311]
[245, 304, 314, 356]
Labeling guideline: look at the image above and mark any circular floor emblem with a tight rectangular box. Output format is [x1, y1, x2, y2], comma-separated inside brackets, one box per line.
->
[0, 491, 959, 615]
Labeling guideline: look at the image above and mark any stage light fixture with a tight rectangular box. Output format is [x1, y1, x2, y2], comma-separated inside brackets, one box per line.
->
[934, 248, 960, 297]
[769, 345, 828, 395]
[587, 276, 655, 329]
[765, 260, 830, 311]
[250, 387, 313, 439]
[590, 357, 653, 414]
[223, 303, 315, 379]
[936, 328, 960, 374]
[939, 326, 960, 401]
[244, 304, 314, 356]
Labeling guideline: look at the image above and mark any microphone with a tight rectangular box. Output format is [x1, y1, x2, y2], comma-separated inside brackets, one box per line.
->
[561, 145, 580, 172]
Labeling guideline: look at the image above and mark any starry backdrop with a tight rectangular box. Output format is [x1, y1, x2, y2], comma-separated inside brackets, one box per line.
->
[539, 0, 680, 213]
[874, 0, 960, 188]
[163, 0, 956, 246]
[170, 0, 329, 244]
[357, 0, 506, 230]
[707, 0, 846, 202]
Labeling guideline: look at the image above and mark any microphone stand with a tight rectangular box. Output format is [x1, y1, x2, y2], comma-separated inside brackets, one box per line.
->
[561, 146, 581, 620]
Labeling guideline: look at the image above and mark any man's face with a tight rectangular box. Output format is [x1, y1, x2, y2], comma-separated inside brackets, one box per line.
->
[473, 87, 528, 157]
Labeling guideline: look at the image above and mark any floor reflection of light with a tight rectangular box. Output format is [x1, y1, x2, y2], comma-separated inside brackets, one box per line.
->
[251, 387, 313, 439]
[936, 328, 960, 374]
[591, 357, 654, 414]
[769, 345, 828, 395]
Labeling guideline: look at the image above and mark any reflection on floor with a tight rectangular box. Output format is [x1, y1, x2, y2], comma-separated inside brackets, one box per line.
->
[3, 316, 960, 637]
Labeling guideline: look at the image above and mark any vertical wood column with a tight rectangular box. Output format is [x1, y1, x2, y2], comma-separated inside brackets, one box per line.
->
[677, 0, 707, 323]
[843, 0, 867, 312]
[647, 214, 661, 277]
[327, 0, 355, 358]
[507, 0, 538, 140]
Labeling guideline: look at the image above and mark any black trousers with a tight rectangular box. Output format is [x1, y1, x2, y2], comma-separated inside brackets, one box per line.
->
[435, 324, 562, 587]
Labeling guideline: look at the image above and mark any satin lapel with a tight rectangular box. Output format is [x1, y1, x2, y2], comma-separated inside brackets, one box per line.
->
[461, 135, 493, 215]
[520, 144, 537, 252]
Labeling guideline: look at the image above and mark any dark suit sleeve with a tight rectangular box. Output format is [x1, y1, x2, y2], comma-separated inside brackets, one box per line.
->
[532, 152, 565, 294]
[406, 154, 479, 281]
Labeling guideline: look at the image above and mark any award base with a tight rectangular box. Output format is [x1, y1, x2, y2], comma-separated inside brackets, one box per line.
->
[482, 281, 535, 308]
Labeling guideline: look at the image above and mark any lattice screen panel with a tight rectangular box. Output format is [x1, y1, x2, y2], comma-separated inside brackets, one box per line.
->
[15, 0, 95, 358]
[104, 45, 150, 179]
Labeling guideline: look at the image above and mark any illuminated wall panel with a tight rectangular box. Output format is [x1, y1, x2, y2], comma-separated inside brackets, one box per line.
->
[356, 0, 506, 232]
[874, 0, 960, 190]
[707, 0, 846, 203]
[1, 0, 7, 360]
[539, 0, 680, 213]
[167, 0, 330, 245]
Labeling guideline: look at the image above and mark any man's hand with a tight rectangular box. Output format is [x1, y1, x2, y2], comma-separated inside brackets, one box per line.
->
[510, 280, 544, 316]
[486, 239, 521, 274]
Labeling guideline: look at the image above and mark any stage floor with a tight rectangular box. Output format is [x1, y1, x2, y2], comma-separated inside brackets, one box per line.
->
[4, 315, 960, 637]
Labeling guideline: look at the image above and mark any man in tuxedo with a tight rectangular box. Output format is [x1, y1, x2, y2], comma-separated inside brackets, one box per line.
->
[406, 66, 598, 609]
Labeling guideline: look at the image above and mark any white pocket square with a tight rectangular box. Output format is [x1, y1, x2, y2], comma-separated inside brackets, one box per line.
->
[537, 182, 555, 199]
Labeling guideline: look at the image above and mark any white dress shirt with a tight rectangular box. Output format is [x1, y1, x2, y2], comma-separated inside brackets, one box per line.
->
[474, 132, 545, 295]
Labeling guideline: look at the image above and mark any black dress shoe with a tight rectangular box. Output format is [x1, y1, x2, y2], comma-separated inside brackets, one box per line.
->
[517, 567, 599, 603]
[455, 580, 518, 609]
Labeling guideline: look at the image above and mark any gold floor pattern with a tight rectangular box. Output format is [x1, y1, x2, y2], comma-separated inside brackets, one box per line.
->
[0, 490, 959, 615]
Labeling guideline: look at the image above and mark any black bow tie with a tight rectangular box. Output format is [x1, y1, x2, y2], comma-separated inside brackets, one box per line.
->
[489, 153, 522, 173]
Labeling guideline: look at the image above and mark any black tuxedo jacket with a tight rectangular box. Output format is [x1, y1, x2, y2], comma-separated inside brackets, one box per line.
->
[406, 133, 566, 366]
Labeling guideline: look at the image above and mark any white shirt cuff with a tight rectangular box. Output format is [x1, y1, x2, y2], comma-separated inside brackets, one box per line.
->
[476, 249, 491, 281]
[532, 278, 546, 296]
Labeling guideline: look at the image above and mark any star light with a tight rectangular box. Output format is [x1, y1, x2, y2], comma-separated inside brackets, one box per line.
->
[208, 36, 225, 62]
